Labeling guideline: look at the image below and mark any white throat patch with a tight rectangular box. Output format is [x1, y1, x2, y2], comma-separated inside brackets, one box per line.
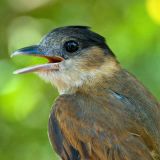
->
[37, 57, 118, 94]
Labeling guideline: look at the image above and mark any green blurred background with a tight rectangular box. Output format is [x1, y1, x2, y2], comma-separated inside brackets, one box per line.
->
[0, 0, 160, 159]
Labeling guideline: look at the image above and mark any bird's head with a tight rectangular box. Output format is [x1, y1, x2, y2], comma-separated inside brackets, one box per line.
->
[11, 26, 120, 94]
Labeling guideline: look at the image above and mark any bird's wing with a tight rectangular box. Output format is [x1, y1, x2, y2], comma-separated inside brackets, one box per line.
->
[49, 94, 159, 160]
[48, 109, 80, 160]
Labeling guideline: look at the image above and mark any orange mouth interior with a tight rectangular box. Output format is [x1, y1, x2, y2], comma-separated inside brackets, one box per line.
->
[46, 56, 64, 63]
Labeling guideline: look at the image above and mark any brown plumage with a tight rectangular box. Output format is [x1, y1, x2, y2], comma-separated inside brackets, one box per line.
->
[12, 26, 160, 160]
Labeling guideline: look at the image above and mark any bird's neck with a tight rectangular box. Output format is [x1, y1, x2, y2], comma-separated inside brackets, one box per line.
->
[56, 58, 120, 95]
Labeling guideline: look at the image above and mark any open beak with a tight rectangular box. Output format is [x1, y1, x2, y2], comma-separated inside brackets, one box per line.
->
[11, 45, 64, 74]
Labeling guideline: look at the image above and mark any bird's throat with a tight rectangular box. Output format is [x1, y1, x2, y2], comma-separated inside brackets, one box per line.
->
[38, 58, 120, 95]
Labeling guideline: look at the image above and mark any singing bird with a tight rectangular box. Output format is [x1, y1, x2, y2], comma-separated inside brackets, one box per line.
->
[11, 26, 160, 160]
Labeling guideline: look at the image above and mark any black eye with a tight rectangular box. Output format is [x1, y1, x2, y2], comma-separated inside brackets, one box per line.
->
[64, 40, 79, 53]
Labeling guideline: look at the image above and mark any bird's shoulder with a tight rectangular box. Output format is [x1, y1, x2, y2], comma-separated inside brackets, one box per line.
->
[50, 93, 158, 160]
[53, 94, 80, 119]
[49, 70, 160, 159]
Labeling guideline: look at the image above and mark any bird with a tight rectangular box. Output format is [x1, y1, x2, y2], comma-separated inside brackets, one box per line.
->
[11, 26, 160, 160]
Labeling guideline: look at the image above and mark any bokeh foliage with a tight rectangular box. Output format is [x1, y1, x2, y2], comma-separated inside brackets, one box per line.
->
[0, 0, 160, 160]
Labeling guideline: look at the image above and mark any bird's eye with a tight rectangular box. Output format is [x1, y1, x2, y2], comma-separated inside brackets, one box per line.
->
[64, 40, 79, 53]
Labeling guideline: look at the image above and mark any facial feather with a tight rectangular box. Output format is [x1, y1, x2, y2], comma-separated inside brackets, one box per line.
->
[37, 47, 119, 94]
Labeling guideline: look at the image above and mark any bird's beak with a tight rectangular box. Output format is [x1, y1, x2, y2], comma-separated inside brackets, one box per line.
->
[11, 45, 64, 74]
